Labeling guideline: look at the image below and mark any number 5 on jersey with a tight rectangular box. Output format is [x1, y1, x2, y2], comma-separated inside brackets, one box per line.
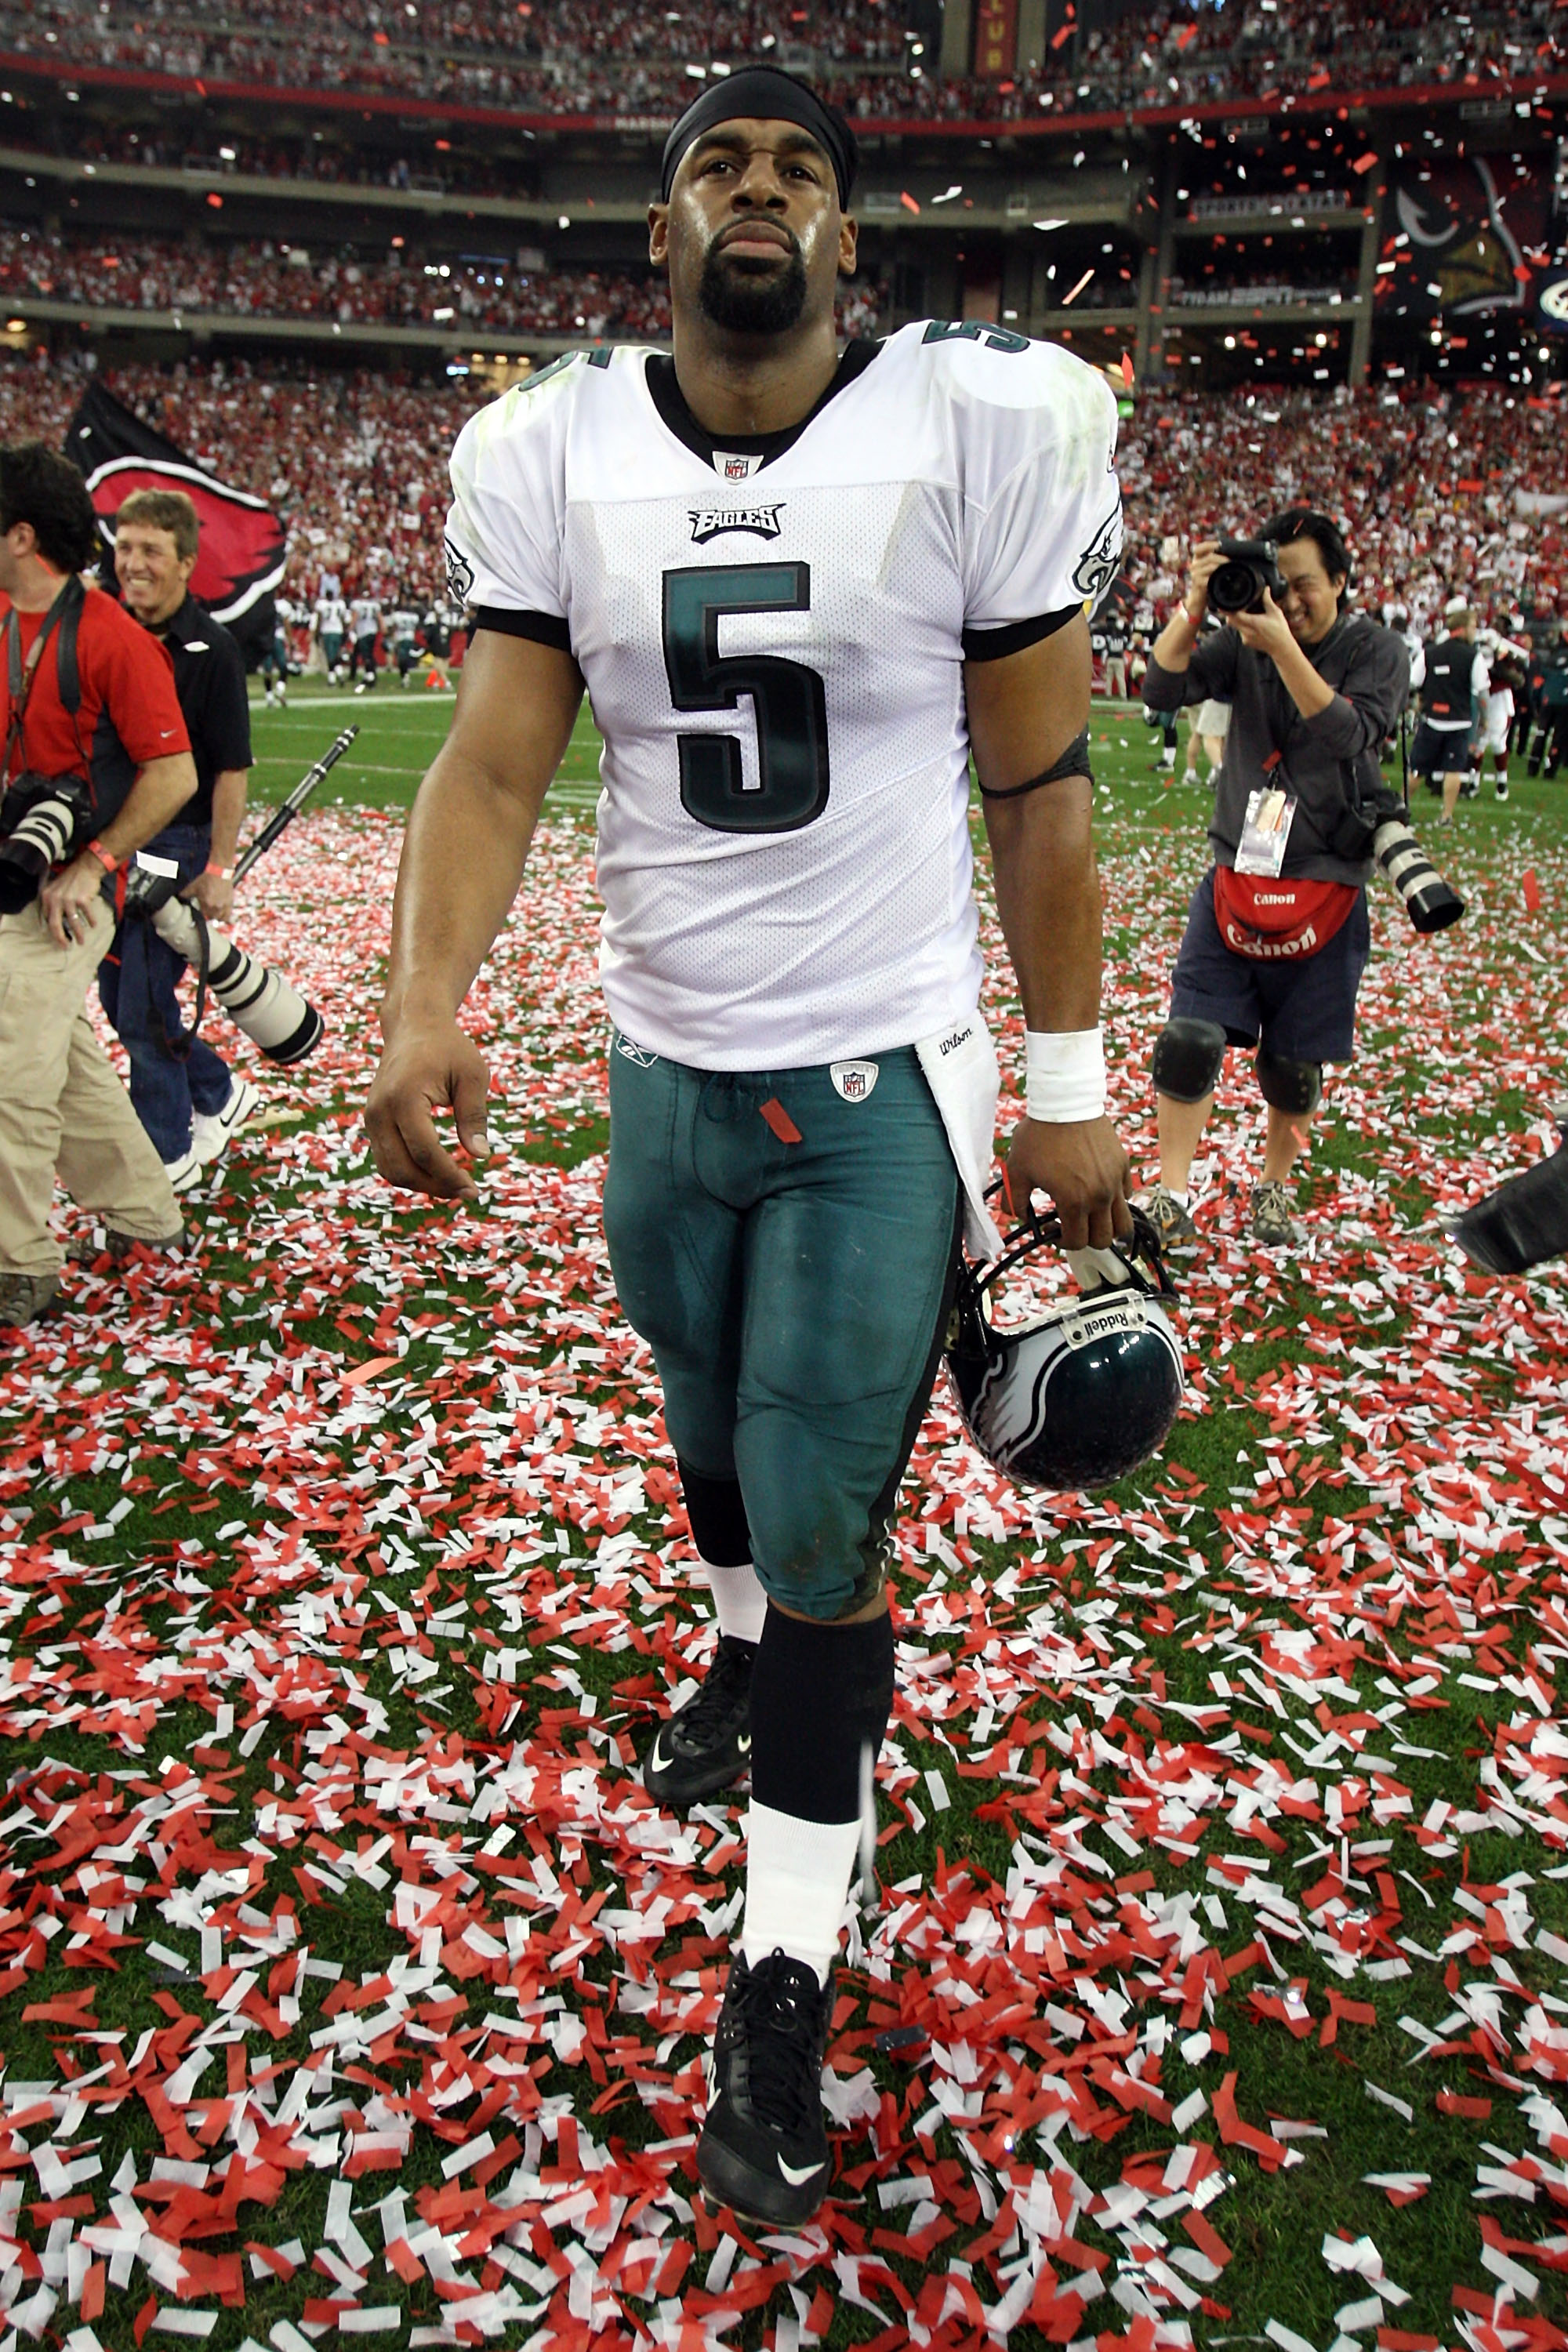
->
[662, 563, 830, 833]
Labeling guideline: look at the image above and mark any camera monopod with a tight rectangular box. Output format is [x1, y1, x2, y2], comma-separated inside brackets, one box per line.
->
[123, 725, 360, 1064]
[234, 723, 359, 882]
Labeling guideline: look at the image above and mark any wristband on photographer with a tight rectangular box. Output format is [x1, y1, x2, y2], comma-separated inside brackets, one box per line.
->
[1025, 1027, 1106, 1123]
[203, 863, 234, 881]
[83, 839, 121, 876]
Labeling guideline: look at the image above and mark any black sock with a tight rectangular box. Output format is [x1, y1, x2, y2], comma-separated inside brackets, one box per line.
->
[750, 1605, 896, 1824]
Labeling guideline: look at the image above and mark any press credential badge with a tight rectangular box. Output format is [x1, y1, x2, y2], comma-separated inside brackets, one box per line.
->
[1234, 786, 1297, 877]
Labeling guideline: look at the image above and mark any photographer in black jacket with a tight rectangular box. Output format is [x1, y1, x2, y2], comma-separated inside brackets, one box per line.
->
[1141, 508, 1410, 1253]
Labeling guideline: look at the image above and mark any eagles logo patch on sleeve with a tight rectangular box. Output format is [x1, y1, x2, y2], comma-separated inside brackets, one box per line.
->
[1072, 500, 1124, 604]
[445, 537, 476, 608]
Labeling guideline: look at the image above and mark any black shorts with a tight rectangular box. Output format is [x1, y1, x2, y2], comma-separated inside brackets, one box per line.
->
[1169, 870, 1370, 1064]
[1410, 719, 1473, 777]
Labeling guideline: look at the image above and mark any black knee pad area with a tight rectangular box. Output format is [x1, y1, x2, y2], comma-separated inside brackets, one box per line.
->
[1152, 1017, 1227, 1104]
[1255, 1047, 1323, 1114]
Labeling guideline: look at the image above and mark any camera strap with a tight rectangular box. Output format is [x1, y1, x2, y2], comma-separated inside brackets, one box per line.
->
[2, 576, 85, 787]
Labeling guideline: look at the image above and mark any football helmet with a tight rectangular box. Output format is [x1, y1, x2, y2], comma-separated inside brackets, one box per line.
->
[945, 1200, 1183, 1493]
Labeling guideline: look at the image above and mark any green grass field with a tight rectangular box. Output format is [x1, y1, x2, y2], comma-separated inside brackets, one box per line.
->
[1, 682, 1565, 2352]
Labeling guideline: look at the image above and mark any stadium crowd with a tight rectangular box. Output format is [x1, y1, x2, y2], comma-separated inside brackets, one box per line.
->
[0, 0, 1556, 123]
[3, 346, 1567, 637]
[0, 230, 680, 338]
[1116, 379, 1568, 635]
[0, 231, 884, 340]
[7, 121, 522, 200]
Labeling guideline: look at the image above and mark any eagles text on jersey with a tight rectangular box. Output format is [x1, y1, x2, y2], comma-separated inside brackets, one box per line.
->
[446, 322, 1123, 1071]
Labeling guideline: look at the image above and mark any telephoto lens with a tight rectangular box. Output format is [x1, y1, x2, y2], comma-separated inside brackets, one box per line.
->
[151, 894, 325, 1064]
[1371, 820, 1465, 933]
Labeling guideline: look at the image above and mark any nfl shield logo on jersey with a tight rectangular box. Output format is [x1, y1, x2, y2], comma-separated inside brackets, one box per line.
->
[830, 1060, 879, 1102]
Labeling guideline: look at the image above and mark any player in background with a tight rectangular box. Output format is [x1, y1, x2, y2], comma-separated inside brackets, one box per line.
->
[1101, 599, 1130, 700]
[366, 66, 1131, 2228]
[1181, 694, 1229, 790]
[261, 597, 292, 710]
[350, 588, 382, 692]
[1475, 614, 1526, 803]
[391, 599, 423, 687]
[1144, 694, 1179, 774]
[315, 586, 348, 684]
[1410, 598, 1487, 824]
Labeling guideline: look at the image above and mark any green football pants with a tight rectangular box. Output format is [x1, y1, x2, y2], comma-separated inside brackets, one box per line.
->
[603, 1038, 961, 1621]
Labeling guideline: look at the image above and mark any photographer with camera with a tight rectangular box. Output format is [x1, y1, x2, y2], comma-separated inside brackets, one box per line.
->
[103, 488, 258, 1192]
[1139, 507, 1414, 1253]
[0, 444, 197, 1327]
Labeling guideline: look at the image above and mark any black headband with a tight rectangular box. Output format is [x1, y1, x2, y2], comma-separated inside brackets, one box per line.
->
[660, 67, 858, 211]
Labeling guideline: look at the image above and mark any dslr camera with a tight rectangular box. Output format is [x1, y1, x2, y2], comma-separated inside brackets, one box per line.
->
[0, 771, 95, 916]
[1207, 536, 1286, 618]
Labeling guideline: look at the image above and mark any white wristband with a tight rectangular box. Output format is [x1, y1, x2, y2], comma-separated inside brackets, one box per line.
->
[1025, 1027, 1106, 1123]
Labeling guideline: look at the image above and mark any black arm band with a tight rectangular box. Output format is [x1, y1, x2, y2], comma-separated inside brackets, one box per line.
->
[472, 606, 572, 651]
[977, 727, 1094, 800]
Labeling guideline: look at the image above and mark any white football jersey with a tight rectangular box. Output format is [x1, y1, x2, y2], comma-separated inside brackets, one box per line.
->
[445, 322, 1123, 1070]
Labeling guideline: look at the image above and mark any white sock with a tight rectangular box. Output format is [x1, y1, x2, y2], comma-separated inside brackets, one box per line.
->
[702, 1555, 767, 1646]
[741, 1801, 861, 1986]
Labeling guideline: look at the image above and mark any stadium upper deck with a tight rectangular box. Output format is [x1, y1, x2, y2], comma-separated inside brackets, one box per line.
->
[0, 0, 1564, 393]
[0, 0, 1551, 130]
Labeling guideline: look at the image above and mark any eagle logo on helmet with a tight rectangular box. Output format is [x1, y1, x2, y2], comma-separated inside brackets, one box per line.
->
[945, 1201, 1183, 1493]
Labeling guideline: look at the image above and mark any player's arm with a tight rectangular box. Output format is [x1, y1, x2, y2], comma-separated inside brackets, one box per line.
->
[966, 612, 1132, 1251]
[367, 629, 584, 1200]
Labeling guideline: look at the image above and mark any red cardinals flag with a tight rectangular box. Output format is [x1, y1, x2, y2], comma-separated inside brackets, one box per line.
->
[64, 379, 286, 662]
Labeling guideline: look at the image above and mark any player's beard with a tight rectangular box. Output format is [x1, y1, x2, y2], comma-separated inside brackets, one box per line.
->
[697, 238, 809, 336]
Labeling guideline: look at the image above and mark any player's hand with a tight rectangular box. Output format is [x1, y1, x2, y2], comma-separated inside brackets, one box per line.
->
[366, 1021, 492, 1200]
[40, 855, 107, 952]
[1004, 1114, 1134, 1252]
[1229, 586, 1295, 664]
[1183, 540, 1226, 626]
[184, 869, 234, 926]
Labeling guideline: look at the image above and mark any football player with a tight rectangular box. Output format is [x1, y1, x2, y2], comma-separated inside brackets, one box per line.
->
[366, 66, 1131, 2228]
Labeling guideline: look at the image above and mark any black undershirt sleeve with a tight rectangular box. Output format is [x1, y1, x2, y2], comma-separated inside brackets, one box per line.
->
[472, 607, 572, 652]
[961, 604, 1082, 662]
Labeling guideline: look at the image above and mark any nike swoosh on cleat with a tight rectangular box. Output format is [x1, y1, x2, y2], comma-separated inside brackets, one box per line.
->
[736, 1733, 751, 1755]
[778, 2158, 825, 2185]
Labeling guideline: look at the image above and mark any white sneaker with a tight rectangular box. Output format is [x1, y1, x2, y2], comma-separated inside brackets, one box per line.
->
[191, 1076, 261, 1168]
[163, 1146, 205, 1196]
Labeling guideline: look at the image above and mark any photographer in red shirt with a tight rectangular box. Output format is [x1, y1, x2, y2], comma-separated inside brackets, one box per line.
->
[0, 443, 198, 1327]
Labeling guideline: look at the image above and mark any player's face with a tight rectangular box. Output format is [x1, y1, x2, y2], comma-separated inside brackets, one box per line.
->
[116, 521, 197, 628]
[652, 120, 856, 340]
[1276, 539, 1344, 647]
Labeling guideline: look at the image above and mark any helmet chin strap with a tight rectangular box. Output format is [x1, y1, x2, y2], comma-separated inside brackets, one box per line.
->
[972, 1187, 1179, 1305]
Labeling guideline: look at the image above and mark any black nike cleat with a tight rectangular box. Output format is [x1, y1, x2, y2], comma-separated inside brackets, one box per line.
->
[698, 1950, 834, 2227]
[641, 1633, 755, 1808]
